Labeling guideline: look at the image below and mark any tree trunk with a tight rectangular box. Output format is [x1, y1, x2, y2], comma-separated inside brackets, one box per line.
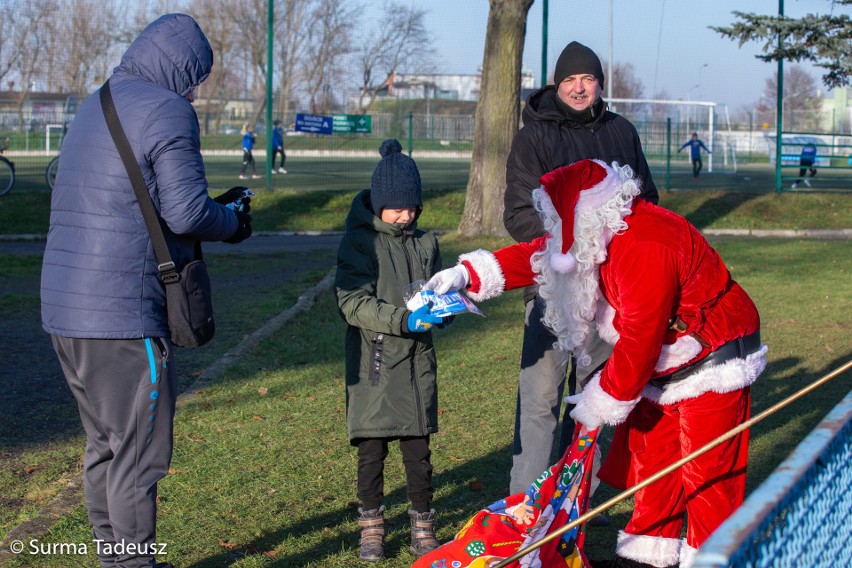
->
[458, 0, 533, 237]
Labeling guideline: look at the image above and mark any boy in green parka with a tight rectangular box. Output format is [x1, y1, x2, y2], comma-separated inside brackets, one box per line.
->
[335, 139, 448, 562]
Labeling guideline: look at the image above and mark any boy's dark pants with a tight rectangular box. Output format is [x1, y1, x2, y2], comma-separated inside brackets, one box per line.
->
[692, 157, 703, 178]
[357, 436, 432, 512]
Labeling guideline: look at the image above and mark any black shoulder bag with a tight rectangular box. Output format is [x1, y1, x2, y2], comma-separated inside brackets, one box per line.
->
[100, 80, 215, 348]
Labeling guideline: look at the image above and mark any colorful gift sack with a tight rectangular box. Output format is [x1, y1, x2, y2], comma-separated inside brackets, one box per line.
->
[413, 429, 599, 568]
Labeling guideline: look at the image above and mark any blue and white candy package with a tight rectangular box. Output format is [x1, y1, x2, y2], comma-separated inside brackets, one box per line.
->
[405, 281, 484, 317]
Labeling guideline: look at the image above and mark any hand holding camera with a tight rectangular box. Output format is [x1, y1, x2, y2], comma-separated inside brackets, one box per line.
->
[214, 186, 255, 213]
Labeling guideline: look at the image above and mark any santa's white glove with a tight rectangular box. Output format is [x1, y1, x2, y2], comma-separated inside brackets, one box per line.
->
[565, 392, 604, 431]
[424, 264, 470, 295]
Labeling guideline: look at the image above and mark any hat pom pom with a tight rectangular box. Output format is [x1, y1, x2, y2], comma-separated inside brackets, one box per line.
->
[379, 138, 403, 157]
[550, 252, 577, 273]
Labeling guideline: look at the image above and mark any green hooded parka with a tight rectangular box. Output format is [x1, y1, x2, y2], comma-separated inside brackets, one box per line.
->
[335, 190, 442, 443]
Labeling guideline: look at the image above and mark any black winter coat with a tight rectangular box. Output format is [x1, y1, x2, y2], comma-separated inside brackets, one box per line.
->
[335, 190, 442, 443]
[504, 86, 659, 301]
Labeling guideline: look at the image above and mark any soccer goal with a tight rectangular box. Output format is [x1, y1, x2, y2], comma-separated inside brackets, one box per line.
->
[607, 98, 739, 174]
[45, 123, 66, 153]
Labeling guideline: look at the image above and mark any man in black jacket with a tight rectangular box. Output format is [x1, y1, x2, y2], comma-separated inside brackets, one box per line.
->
[503, 41, 659, 496]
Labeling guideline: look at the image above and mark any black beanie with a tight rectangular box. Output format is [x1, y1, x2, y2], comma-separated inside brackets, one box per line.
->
[553, 41, 604, 88]
[370, 139, 422, 214]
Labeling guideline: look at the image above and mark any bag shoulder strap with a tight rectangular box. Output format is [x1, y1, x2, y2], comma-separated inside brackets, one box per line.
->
[99, 80, 179, 283]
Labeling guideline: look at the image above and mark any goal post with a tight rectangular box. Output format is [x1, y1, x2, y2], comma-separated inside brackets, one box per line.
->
[46, 124, 65, 153]
[607, 98, 732, 173]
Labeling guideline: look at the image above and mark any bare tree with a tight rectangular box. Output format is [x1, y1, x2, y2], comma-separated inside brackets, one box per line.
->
[0, 7, 26, 89]
[276, 0, 314, 122]
[10, 0, 57, 131]
[227, 0, 273, 124]
[192, 0, 245, 135]
[602, 61, 648, 121]
[50, 0, 118, 97]
[604, 62, 645, 99]
[302, 0, 358, 115]
[759, 65, 823, 132]
[355, 2, 434, 113]
[458, 0, 533, 237]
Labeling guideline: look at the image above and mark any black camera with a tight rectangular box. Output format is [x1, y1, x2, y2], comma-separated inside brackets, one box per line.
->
[225, 188, 255, 213]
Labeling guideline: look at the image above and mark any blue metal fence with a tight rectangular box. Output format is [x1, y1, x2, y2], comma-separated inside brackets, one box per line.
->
[693, 389, 852, 568]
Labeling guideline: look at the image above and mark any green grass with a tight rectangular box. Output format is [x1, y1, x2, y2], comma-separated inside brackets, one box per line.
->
[2, 156, 852, 236]
[2, 235, 850, 567]
[2, 152, 850, 565]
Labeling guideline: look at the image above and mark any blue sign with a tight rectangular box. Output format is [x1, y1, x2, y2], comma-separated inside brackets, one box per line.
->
[295, 113, 333, 135]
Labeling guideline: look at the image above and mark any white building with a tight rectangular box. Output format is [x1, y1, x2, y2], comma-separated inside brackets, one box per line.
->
[382, 70, 536, 102]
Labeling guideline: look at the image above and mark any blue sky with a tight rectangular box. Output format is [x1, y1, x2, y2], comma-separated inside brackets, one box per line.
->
[363, 0, 847, 111]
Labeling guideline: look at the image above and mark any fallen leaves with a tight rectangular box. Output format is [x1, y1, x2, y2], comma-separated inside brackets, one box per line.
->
[216, 537, 277, 558]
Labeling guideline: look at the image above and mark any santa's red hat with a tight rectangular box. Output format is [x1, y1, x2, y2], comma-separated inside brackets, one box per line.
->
[538, 159, 625, 273]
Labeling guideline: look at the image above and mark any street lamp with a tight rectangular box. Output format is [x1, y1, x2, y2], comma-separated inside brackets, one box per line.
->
[697, 63, 708, 101]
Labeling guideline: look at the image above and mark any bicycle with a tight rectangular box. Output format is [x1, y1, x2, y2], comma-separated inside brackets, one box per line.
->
[46, 154, 60, 190]
[44, 122, 70, 191]
[0, 137, 15, 197]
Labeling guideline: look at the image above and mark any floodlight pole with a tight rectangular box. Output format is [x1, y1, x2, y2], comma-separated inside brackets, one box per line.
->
[607, 0, 613, 102]
[775, 0, 784, 194]
[265, 0, 274, 189]
[541, 0, 548, 87]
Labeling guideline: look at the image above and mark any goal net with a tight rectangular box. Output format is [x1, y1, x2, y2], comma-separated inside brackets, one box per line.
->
[607, 98, 740, 174]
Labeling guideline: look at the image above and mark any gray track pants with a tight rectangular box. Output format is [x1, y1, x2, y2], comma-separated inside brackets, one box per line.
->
[51, 335, 176, 568]
[509, 297, 574, 495]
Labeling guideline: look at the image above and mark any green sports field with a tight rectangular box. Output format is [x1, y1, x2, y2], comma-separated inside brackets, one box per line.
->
[1, 149, 850, 567]
[2, 155, 852, 237]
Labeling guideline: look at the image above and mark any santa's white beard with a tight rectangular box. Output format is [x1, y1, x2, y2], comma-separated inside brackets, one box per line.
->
[531, 194, 635, 366]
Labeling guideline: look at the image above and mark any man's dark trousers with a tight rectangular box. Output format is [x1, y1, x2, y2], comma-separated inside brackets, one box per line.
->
[52, 336, 177, 568]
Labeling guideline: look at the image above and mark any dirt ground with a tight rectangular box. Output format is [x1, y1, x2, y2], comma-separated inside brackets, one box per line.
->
[0, 237, 339, 460]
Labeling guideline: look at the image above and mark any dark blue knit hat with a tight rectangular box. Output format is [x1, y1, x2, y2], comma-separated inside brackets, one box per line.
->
[370, 139, 422, 213]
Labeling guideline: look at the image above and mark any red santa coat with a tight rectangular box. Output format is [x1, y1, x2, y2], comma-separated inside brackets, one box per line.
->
[459, 199, 767, 566]
[462, 200, 762, 396]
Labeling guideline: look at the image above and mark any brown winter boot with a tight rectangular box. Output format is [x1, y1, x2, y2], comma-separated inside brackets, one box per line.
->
[408, 508, 440, 558]
[357, 506, 385, 562]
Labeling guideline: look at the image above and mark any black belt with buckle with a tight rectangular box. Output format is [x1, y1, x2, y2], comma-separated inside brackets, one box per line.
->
[650, 330, 761, 387]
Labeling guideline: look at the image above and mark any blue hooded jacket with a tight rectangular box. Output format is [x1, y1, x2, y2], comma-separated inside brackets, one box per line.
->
[41, 14, 237, 339]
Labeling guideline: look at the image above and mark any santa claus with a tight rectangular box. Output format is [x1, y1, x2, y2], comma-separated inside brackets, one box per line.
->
[426, 159, 767, 568]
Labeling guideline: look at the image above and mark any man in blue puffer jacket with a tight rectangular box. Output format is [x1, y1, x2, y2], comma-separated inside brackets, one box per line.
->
[40, 14, 251, 568]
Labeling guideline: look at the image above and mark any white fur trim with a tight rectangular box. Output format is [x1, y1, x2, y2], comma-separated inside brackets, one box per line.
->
[566, 370, 639, 428]
[617, 530, 682, 568]
[680, 541, 698, 568]
[595, 300, 619, 345]
[458, 249, 505, 302]
[655, 335, 704, 373]
[643, 345, 768, 406]
[550, 251, 576, 273]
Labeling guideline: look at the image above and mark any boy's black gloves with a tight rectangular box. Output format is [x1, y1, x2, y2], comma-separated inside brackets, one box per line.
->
[224, 211, 253, 244]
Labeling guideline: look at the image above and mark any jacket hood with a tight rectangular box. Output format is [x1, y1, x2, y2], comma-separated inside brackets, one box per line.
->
[523, 85, 606, 128]
[115, 13, 213, 97]
[346, 189, 419, 236]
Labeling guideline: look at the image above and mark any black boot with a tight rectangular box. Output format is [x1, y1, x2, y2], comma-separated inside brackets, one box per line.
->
[408, 508, 440, 558]
[357, 506, 385, 562]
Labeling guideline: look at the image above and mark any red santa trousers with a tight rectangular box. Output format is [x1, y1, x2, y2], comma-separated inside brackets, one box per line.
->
[599, 387, 751, 561]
